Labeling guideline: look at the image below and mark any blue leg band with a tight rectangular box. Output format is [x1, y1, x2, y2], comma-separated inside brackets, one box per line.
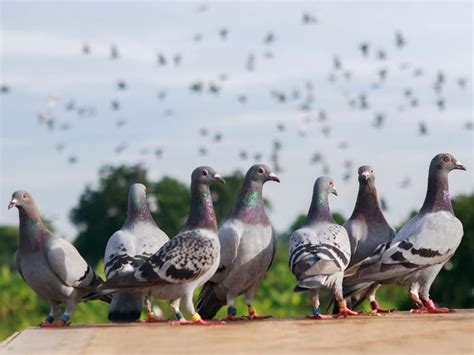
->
[312, 306, 321, 316]
[46, 315, 54, 323]
[228, 306, 237, 316]
[174, 312, 183, 320]
[60, 314, 70, 322]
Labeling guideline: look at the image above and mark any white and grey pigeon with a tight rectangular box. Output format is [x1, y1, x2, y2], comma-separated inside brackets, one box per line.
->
[341, 166, 396, 314]
[8, 190, 107, 327]
[344, 153, 466, 313]
[196, 164, 280, 320]
[84, 166, 226, 325]
[104, 183, 169, 322]
[289, 176, 357, 319]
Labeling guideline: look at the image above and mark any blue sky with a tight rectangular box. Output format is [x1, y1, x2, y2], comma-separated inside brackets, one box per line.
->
[1, 1, 472, 240]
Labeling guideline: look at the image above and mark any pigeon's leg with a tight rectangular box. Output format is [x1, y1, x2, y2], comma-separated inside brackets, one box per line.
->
[173, 295, 225, 326]
[307, 291, 331, 320]
[56, 300, 75, 327]
[409, 284, 428, 313]
[169, 298, 192, 325]
[142, 295, 167, 323]
[333, 277, 358, 318]
[39, 302, 60, 328]
[418, 266, 453, 314]
[242, 287, 272, 320]
[367, 284, 394, 314]
[221, 295, 241, 321]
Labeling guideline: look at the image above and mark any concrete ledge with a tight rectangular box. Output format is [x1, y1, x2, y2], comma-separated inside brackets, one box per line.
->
[2, 310, 474, 354]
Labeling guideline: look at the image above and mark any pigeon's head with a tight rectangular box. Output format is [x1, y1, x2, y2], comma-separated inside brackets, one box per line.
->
[315, 176, 338, 196]
[128, 183, 148, 207]
[246, 164, 280, 184]
[8, 190, 34, 210]
[192, 166, 225, 185]
[431, 153, 466, 173]
[358, 165, 375, 184]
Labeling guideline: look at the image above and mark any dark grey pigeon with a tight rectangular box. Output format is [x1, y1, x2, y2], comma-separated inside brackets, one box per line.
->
[104, 183, 169, 322]
[196, 164, 280, 320]
[341, 166, 395, 313]
[289, 177, 357, 319]
[344, 153, 465, 313]
[84, 167, 226, 325]
[8, 190, 106, 327]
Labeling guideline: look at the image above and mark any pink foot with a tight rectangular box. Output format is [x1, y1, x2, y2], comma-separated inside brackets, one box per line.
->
[141, 315, 168, 323]
[39, 321, 57, 328]
[306, 314, 332, 320]
[425, 300, 454, 313]
[334, 307, 359, 318]
[55, 320, 70, 327]
[370, 301, 395, 314]
[170, 318, 225, 326]
[243, 313, 272, 321]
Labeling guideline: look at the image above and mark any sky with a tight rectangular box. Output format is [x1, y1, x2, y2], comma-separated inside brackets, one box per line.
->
[0, 1, 473, 241]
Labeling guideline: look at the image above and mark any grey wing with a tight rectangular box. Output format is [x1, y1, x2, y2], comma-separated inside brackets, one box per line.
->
[209, 220, 241, 283]
[14, 250, 25, 280]
[355, 213, 463, 283]
[289, 228, 345, 279]
[266, 227, 278, 271]
[133, 230, 219, 285]
[45, 237, 99, 289]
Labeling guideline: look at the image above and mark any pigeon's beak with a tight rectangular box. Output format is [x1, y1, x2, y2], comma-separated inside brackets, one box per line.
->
[268, 172, 280, 183]
[361, 172, 370, 181]
[332, 186, 338, 196]
[8, 199, 17, 209]
[213, 173, 225, 184]
[454, 160, 466, 171]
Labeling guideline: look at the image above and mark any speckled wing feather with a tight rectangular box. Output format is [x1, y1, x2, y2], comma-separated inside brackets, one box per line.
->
[131, 230, 219, 285]
[45, 236, 100, 289]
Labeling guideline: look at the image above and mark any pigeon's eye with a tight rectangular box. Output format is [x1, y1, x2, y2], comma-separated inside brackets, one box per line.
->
[22, 194, 27, 199]
[257, 167, 265, 174]
[443, 156, 450, 163]
[202, 170, 208, 176]
[329, 181, 333, 186]
[370, 169, 373, 173]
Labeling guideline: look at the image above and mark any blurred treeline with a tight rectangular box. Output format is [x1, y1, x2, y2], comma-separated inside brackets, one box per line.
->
[0, 165, 472, 340]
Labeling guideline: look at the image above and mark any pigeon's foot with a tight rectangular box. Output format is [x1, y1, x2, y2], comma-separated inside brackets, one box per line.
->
[142, 313, 168, 323]
[370, 301, 395, 314]
[425, 299, 454, 313]
[243, 314, 272, 320]
[170, 318, 193, 326]
[306, 314, 332, 320]
[410, 307, 429, 314]
[172, 314, 226, 326]
[55, 320, 71, 327]
[39, 321, 57, 328]
[334, 307, 359, 318]
[220, 314, 246, 321]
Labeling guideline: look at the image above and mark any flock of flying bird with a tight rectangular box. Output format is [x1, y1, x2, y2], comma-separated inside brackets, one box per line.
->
[1, 6, 471, 209]
[8, 152, 466, 326]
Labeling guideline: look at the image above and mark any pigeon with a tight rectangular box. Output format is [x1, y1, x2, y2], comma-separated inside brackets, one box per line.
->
[84, 167, 226, 325]
[104, 183, 169, 322]
[344, 154, 466, 313]
[289, 177, 356, 319]
[196, 164, 280, 320]
[341, 166, 396, 313]
[8, 190, 106, 327]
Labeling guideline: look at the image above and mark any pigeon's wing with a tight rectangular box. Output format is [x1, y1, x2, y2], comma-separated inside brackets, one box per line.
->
[45, 237, 99, 289]
[266, 227, 278, 271]
[104, 230, 146, 279]
[289, 227, 348, 279]
[356, 212, 463, 282]
[209, 220, 242, 283]
[132, 230, 219, 286]
[14, 250, 25, 280]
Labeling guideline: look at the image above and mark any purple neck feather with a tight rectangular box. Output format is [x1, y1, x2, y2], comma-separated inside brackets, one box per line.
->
[232, 180, 269, 225]
[350, 181, 387, 223]
[420, 168, 453, 214]
[18, 204, 49, 252]
[184, 183, 217, 231]
[126, 196, 156, 226]
[306, 189, 334, 224]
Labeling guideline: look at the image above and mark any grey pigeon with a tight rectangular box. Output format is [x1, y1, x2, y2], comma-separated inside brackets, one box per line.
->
[196, 164, 280, 320]
[344, 153, 465, 313]
[341, 166, 395, 313]
[84, 167, 226, 325]
[289, 177, 357, 319]
[104, 183, 169, 322]
[8, 190, 106, 327]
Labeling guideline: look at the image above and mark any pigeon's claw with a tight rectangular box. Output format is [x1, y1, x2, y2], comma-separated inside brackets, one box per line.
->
[334, 307, 359, 318]
[142, 313, 168, 323]
[370, 301, 395, 314]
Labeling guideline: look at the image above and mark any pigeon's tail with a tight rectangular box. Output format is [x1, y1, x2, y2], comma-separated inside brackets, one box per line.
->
[196, 282, 225, 320]
[293, 275, 326, 292]
[82, 287, 118, 302]
[108, 292, 143, 323]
